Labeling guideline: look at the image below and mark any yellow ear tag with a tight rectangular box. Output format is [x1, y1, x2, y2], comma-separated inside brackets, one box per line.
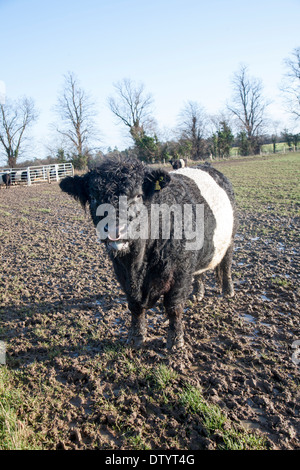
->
[155, 180, 161, 191]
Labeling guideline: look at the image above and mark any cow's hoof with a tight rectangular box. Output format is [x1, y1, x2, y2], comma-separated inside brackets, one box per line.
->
[223, 287, 234, 297]
[191, 283, 205, 303]
[166, 332, 184, 350]
[191, 293, 204, 303]
[126, 331, 145, 349]
[223, 284, 235, 298]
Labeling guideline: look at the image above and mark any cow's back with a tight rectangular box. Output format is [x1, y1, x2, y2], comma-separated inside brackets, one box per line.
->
[170, 166, 236, 274]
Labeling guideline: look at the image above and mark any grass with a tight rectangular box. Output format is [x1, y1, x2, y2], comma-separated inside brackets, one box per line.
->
[151, 363, 179, 389]
[230, 143, 298, 156]
[179, 384, 267, 450]
[0, 367, 41, 450]
[36, 208, 52, 213]
[271, 276, 291, 288]
[214, 152, 300, 216]
[0, 209, 11, 216]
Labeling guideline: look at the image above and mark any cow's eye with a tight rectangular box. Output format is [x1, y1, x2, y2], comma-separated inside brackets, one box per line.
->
[135, 194, 143, 200]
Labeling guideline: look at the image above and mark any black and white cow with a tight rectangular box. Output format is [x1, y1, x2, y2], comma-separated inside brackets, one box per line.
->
[0, 173, 11, 188]
[170, 158, 187, 170]
[11, 170, 28, 183]
[60, 156, 237, 350]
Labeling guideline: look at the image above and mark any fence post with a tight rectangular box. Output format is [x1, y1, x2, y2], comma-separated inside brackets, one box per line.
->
[55, 164, 59, 181]
[27, 167, 31, 186]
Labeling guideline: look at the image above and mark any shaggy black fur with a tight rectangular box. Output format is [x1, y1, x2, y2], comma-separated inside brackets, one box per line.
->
[60, 155, 237, 349]
[1, 173, 11, 188]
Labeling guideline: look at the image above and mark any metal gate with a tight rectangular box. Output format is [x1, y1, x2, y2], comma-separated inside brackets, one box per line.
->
[0, 162, 74, 186]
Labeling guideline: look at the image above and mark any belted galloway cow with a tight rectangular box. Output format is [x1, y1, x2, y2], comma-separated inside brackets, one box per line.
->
[169, 158, 187, 169]
[0, 173, 11, 188]
[60, 156, 237, 350]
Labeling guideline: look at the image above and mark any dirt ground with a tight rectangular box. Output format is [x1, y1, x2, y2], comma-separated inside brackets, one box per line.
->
[0, 176, 299, 450]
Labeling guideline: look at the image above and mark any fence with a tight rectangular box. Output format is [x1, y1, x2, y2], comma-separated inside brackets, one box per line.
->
[0, 162, 74, 186]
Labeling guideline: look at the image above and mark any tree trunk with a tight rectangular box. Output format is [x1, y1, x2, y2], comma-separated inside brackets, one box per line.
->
[8, 150, 17, 168]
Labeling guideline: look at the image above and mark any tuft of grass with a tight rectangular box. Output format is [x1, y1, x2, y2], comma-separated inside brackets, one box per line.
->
[179, 384, 267, 450]
[0, 209, 11, 216]
[126, 432, 151, 450]
[36, 208, 51, 213]
[179, 384, 227, 431]
[0, 367, 41, 450]
[271, 276, 291, 288]
[151, 364, 179, 389]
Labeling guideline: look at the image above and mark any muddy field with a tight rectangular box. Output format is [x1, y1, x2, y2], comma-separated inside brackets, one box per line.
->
[0, 154, 299, 450]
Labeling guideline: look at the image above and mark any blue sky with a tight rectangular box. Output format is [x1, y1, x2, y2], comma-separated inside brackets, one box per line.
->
[0, 0, 299, 160]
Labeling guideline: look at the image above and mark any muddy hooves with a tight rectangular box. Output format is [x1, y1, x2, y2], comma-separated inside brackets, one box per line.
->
[126, 335, 145, 349]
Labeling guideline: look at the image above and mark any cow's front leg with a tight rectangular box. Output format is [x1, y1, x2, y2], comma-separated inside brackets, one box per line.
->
[127, 303, 146, 349]
[165, 305, 184, 350]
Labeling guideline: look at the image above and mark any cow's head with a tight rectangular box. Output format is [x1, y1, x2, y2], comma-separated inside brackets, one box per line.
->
[60, 156, 171, 254]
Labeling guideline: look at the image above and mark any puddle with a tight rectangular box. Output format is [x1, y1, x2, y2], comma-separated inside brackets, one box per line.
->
[278, 311, 291, 316]
[241, 420, 264, 431]
[261, 295, 271, 302]
[243, 313, 256, 323]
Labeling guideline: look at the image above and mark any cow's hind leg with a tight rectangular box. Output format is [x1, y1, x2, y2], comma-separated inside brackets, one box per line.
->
[127, 302, 147, 349]
[216, 242, 234, 297]
[192, 274, 205, 302]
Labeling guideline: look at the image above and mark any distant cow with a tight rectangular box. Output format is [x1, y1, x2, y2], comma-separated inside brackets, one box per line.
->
[60, 156, 237, 350]
[11, 170, 28, 183]
[170, 158, 187, 170]
[0, 173, 11, 188]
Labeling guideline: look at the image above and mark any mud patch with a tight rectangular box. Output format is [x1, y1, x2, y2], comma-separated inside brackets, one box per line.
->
[0, 181, 299, 450]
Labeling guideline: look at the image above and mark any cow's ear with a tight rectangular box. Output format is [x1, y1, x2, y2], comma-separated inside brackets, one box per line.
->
[143, 168, 171, 198]
[59, 175, 89, 207]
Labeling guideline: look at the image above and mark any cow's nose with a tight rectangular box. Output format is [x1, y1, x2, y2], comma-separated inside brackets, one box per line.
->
[107, 224, 127, 241]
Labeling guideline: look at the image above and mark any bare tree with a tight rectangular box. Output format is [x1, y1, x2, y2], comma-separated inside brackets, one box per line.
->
[108, 78, 155, 141]
[280, 47, 300, 121]
[0, 97, 38, 167]
[54, 72, 99, 169]
[177, 101, 208, 159]
[227, 65, 269, 154]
